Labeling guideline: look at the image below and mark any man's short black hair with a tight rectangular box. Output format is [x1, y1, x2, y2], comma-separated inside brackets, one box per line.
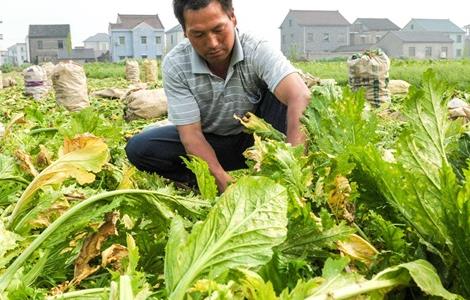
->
[173, 0, 233, 31]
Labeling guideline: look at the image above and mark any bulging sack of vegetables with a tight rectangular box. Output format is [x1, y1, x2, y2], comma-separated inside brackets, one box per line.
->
[142, 59, 158, 83]
[52, 62, 90, 112]
[126, 60, 140, 83]
[348, 49, 390, 107]
[124, 88, 168, 121]
[23, 65, 50, 100]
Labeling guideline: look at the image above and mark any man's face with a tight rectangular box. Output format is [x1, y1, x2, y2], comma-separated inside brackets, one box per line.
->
[183, 1, 237, 67]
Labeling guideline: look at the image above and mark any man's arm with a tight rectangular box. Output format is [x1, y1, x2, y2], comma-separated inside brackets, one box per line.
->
[274, 72, 311, 146]
[177, 122, 232, 192]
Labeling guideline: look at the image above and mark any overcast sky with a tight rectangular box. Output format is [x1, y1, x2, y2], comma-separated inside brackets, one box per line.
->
[1, 0, 469, 50]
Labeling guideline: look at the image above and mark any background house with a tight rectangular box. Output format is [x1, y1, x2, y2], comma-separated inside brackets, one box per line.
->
[375, 31, 454, 59]
[58, 47, 96, 64]
[0, 50, 8, 66]
[165, 24, 184, 53]
[109, 14, 165, 62]
[7, 43, 27, 65]
[27, 24, 71, 64]
[280, 10, 350, 60]
[402, 19, 465, 58]
[350, 18, 400, 46]
[84, 33, 109, 60]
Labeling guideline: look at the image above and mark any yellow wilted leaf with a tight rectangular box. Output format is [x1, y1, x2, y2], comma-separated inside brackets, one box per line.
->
[14, 149, 39, 177]
[36, 144, 52, 168]
[68, 212, 120, 289]
[9, 134, 110, 228]
[29, 199, 70, 229]
[337, 234, 379, 267]
[328, 176, 355, 223]
[117, 165, 137, 190]
[101, 244, 128, 268]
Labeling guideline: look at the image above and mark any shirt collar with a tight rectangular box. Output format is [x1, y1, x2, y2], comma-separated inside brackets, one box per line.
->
[191, 28, 244, 74]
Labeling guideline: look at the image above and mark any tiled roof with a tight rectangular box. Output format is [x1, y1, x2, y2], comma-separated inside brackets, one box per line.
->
[288, 10, 350, 26]
[166, 24, 183, 34]
[28, 24, 70, 38]
[110, 14, 164, 30]
[84, 33, 109, 43]
[390, 31, 454, 43]
[333, 44, 376, 52]
[405, 19, 464, 33]
[353, 18, 400, 31]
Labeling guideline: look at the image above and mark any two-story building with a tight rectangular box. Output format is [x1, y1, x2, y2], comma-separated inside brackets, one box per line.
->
[375, 31, 454, 59]
[350, 18, 400, 46]
[84, 33, 109, 59]
[7, 43, 27, 66]
[165, 24, 184, 53]
[280, 10, 350, 60]
[109, 14, 165, 62]
[0, 50, 8, 66]
[27, 24, 71, 64]
[401, 19, 465, 58]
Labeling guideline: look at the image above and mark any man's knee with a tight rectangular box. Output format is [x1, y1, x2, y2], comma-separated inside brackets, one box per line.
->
[125, 134, 147, 168]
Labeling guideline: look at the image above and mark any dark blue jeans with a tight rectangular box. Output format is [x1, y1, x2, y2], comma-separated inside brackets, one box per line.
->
[125, 91, 287, 184]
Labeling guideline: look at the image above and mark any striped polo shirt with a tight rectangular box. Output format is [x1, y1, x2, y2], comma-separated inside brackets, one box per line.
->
[162, 29, 296, 135]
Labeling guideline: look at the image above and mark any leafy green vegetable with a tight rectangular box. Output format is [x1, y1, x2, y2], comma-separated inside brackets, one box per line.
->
[303, 259, 459, 300]
[164, 176, 288, 300]
[182, 156, 218, 201]
[8, 134, 110, 229]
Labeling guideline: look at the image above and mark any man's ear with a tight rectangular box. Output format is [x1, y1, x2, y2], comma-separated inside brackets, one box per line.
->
[229, 9, 237, 27]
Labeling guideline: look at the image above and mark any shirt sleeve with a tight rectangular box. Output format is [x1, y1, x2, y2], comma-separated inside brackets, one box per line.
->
[162, 58, 201, 125]
[251, 41, 298, 93]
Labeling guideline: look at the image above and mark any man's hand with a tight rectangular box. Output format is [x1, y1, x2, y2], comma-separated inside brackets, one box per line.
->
[177, 122, 231, 193]
[214, 170, 233, 192]
[274, 72, 311, 146]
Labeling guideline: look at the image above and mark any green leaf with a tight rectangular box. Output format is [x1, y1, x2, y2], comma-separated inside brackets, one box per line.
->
[321, 257, 350, 279]
[8, 134, 110, 229]
[164, 176, 288, 300]
[304, 260, 459, 300]
[182, 156, 218, 201]
[235, 112, 285, 141]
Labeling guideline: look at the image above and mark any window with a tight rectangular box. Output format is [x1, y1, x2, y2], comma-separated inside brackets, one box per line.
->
[375, 35, 381, 43]
[425, 47, 432, 57]
[171, 35, 174, 44]
[323, 33, 330, 42]
[282, 35, 286, 44]
[119, 36, 125, 45]
[290, 33, 294, 40]
[119, 56, 126, 60]
[307, 33, 314, 42]
[37, 40, 43, 49]
[408, 47, 416, 57]
[156, 36, 161, 44]
[441, 47, 448, 58]
[289, 20, 292, 27]
[457, 49, 462, 57]
[457, 35, 462, 43]
[58, 40, 64, 49]
[141, 55, 147, 59]
[141, 36, 147, 44]
[410, 24, 414, 30]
